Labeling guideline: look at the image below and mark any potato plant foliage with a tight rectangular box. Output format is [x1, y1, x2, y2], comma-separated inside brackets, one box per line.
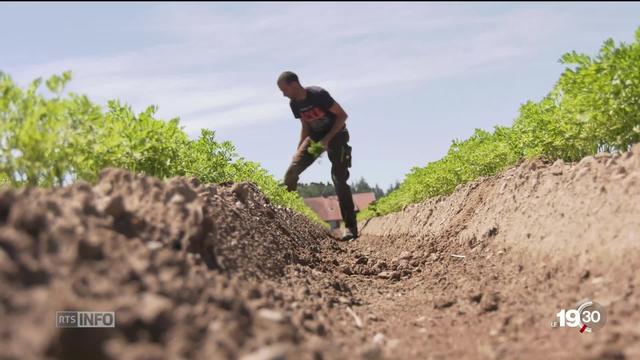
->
[361, 28, 640, 219]
[0, 71, 324, 225]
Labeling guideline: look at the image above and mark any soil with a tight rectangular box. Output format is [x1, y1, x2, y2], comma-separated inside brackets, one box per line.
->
[1, 144, 639, 360]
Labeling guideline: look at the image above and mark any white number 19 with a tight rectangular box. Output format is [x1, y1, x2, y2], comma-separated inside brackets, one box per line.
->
[557, 309, 580, 327]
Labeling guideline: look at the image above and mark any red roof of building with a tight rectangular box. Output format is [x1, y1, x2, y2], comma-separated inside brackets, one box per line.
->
[303, 192, 376, 221]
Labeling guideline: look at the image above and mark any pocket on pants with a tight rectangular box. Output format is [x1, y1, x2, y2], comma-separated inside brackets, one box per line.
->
[341, 144, 352, 168]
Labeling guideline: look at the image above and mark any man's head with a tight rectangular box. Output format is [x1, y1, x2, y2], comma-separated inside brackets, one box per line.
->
[277, 71, 305, 100]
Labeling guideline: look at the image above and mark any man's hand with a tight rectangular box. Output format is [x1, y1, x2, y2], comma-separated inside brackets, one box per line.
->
[308, 140, 325, 158]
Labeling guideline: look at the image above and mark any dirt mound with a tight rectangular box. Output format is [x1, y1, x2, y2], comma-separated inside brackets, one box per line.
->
[92, 169, 333, 278]
[355, 143, 640, 359]
[0, 168, 352, 360]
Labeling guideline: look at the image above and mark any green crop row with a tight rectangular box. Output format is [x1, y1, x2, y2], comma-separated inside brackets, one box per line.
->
[0, 71, 325, 225]
[360, 27, 640, 220]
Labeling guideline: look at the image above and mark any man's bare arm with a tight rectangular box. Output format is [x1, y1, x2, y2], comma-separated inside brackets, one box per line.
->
[321, 102, 348, 147]
[298, 120, 311, 149]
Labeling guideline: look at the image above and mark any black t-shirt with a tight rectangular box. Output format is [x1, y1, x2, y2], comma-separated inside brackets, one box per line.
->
[290, 86, 344, 140]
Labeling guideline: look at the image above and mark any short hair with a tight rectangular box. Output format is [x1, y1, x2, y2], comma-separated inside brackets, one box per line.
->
[278, 71, 299, 84]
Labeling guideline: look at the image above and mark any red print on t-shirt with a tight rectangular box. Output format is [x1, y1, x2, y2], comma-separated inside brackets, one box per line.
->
[300, 107, 325, 124]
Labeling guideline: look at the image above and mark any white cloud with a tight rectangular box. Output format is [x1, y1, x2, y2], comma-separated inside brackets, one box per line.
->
[181, 101, 286, 136]
[4, 3, 569, 134]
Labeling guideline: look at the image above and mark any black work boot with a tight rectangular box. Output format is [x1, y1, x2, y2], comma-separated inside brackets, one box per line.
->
[340, 227, 358, 241]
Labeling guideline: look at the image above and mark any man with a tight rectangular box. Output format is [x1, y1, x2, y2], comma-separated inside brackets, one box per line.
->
[277, 71, 358, 241]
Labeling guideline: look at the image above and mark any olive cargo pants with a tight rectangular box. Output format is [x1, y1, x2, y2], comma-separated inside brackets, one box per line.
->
[284, 129, 357, 230]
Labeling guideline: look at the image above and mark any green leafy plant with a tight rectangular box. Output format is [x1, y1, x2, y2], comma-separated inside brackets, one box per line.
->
[0, 71, 325, 226]
[360, 26, 640, 220]
[308, 140, 324, 158]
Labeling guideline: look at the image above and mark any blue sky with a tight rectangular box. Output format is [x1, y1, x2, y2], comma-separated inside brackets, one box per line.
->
[2, 2, 640, 189]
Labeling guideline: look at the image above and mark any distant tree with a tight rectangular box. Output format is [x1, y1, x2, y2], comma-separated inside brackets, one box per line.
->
[372, 185, 385, 199]
[297, 181, 336, 198]
[350, 177, 372, 193]
[298, 178, 400, 199]
[349, 177, 390, 199]
[386, 180, 400, 195]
